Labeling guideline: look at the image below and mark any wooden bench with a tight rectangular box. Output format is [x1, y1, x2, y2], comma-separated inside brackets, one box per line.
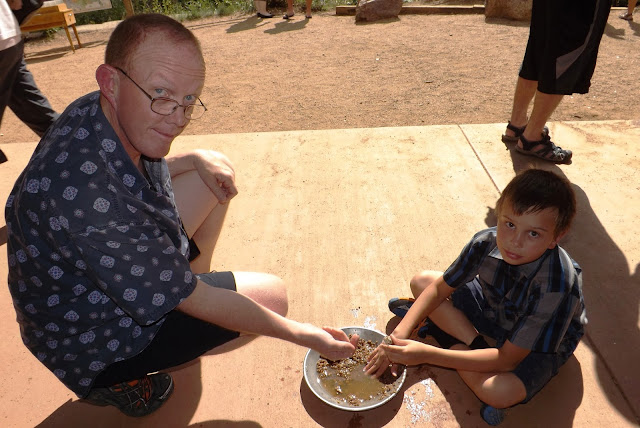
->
[20, 2, 82, 52]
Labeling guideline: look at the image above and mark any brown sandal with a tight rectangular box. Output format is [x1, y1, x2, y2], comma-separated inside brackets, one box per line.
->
[515, 134, 572, 164]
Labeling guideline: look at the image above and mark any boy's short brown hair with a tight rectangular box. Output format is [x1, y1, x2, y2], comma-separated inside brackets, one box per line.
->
[495, 169, 576, 237]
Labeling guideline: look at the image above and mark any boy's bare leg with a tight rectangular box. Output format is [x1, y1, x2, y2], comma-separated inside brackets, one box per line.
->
[410, 271, 479, 346]
[428, 299, 479, 346]
[451, 350, 527, 409]
[411, 272, 526, 407]
[172, 168, 288, 317]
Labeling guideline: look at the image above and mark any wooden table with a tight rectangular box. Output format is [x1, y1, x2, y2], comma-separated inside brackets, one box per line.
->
[20, 3, 82, 53]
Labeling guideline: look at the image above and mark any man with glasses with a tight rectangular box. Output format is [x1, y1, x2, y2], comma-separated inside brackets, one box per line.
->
[5, 14, 358, 417]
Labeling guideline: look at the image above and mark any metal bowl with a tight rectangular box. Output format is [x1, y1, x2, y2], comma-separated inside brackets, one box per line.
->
[303, 326, 406, 412]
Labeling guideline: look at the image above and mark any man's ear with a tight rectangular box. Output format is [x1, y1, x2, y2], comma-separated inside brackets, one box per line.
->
[548, 229, 568, 249]
[95, 64, 119, 109]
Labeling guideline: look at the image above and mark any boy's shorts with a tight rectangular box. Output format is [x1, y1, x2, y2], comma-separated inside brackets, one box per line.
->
[93, 271, 240, 387]
[451, 278, 568, 403]
[519, 0, 610, 95]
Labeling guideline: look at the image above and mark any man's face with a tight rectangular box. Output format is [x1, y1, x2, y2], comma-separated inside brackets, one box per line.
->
[496, 200, 562, 266]
[113, 33, 205, 161]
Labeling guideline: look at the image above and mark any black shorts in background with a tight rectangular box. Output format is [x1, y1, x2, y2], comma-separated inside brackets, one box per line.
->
[519, 0, 611, 95]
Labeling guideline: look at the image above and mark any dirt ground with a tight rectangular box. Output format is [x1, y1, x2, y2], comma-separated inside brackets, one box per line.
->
[1, 5, 639, 143]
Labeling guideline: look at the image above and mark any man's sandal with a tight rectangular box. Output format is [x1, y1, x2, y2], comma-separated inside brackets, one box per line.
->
[515, 134, 572, 164]
[501, 121, 549, 144]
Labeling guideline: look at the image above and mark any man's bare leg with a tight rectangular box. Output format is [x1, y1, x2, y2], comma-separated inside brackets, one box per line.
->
[171, 166, 288, 317]
[172, 168, 227, 274]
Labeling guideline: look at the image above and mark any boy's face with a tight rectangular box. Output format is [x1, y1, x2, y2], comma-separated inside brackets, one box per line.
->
[496, 201, 564, 266]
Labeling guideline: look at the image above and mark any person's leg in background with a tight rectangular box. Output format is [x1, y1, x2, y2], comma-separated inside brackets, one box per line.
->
[0, 42, 23, 164]
[7, 42, 59, 138]
[620, 0, 637, 20]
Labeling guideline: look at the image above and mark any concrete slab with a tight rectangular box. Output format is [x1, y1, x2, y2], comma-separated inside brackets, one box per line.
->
[0, 120, 638, 427]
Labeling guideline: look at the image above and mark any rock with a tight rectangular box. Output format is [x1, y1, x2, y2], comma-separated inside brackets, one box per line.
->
[485, 0, 532, 21]
[355, 0, 403, 22]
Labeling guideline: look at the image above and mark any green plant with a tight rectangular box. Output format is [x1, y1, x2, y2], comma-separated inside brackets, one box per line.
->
[71, 0, 362, 26]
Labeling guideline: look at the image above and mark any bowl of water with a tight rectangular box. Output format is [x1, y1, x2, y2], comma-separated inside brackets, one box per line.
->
[303, 326, 406, 411]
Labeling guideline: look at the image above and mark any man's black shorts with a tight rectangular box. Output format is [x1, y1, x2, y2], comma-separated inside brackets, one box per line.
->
[93, 271, 240, 387]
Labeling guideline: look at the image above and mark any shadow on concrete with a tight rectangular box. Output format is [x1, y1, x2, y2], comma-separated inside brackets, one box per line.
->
[501, 148, 640, 424]
[34, 359, 263, 428]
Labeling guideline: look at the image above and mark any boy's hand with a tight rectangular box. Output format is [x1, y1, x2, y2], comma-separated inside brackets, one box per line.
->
[364, 334, 404, 378]
[365, 335, 433, 377]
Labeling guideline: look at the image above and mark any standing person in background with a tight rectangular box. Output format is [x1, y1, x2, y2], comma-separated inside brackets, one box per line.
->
[254, 0, 273, 18]
[619, 0, 636, 20]
[501, 0, 611, 164]
[0, 0, 59, 160]
[283, 0, 312, 19]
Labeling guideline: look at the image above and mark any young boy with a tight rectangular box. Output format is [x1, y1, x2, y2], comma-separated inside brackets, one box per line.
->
[365, 169, 586, 425]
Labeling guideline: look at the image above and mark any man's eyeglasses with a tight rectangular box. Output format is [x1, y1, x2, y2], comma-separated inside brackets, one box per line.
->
[115, 67, 207, 120]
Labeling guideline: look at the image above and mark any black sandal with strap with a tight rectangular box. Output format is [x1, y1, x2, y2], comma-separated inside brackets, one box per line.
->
[501, 121, 526, 144]
[501, 121, 549, 144]
[515, 134, 572, 164]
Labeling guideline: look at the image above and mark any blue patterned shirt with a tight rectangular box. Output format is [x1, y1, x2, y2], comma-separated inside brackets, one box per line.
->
[443, 228, 586, 358]
[5, 92, 198, 397]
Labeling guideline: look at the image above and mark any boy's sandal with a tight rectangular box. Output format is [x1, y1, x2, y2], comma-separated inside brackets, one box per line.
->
[480, 404, 506, 426]
[283, 12, 294, 19]
[501, 121, 549, 144]
[515, 134, 572, 164]
[619, 12, 633, 21]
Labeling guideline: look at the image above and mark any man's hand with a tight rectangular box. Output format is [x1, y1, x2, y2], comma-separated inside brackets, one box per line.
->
[8, 0, 23, 11]
[306, 326, 359, 361]
[192, 149, 238, 204]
